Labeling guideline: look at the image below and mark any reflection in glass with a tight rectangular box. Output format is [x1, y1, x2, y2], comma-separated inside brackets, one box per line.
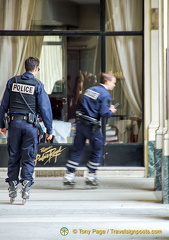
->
[67, 36, 101, 120]
[32, 0, 100, 31]
[106, 36, 143, 143]
[52, 78, 65, 93]
[0, 0, 100, 31]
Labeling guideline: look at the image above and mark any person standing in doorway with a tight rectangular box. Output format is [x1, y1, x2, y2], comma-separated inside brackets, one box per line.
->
[0, 57, 53, 203]
[63, 72, 117, 186]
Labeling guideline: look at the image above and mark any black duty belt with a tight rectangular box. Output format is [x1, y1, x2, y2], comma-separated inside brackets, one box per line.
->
[76, 113, 101, 133]
[78, 117, 92, 126]
[76, 112, 101, 127]
[10, 115, 28, 121]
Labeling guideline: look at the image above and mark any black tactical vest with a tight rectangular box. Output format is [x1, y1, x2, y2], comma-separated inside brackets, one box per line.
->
[9, 76, 39, 114]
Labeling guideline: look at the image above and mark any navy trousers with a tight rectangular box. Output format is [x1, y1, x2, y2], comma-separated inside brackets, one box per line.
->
[6, 119, 38, 183]
[66, 122, 103, 173]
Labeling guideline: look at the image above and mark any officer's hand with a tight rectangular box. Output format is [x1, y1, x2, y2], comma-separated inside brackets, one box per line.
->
[46, 133, 53, 141]
[110, 105, 117, 113]
[0, 128, 7, 135]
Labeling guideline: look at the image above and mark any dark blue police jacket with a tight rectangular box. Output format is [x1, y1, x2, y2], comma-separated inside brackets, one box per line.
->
[0, 72, 52, 134]
[79, 84, 113, 120]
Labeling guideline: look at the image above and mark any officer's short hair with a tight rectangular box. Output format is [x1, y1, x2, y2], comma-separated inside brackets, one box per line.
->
[25, 57, 40, 72]
[100, 72, 116, 84]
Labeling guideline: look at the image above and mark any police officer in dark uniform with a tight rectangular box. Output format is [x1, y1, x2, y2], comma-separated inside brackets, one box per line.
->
[0, 57, 53, 203]
[63, 72, 117, 186]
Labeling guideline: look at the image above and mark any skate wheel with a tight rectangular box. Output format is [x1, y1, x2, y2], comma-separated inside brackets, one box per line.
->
[85, 181, 98, 187]
[63, 181, 75, 186]
[10, 197, 15, 204]
[85, 181, 95, 186]
[22, 199, 26, 205]
[84, 183, 97, 189]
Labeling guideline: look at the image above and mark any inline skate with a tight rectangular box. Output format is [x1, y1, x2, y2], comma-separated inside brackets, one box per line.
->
[8, 181, 18, 204]
[85, 172, 99, 188]
[20, 180, 32, 204]
[63, 171, 76, 186]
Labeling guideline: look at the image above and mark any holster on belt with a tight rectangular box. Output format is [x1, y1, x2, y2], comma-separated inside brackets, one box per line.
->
[3, 113, 9, 130]
[76, 112, 101, 133]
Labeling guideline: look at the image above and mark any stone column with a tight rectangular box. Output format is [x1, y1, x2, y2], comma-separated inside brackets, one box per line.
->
[154, 131, 163, 190]
[154, 0, 165, 191]
[161, 0, 169, 203]
[147, 0, 159, 178]
[163, 132, 169, 203]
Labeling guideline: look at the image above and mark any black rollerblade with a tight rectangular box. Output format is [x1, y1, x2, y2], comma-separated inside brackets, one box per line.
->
[20, 180, 32, 205]
[8, 181, 18, 204]
[63, 171, 76, 186]
[85, 172, 99, 188]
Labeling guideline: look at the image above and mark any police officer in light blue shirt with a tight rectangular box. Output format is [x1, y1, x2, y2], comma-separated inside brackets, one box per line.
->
[0, 57, 53, 203]
[63, 72, 117, 186]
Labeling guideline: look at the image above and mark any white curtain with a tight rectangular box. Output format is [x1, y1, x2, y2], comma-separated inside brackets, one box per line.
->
[39, 36, 63, 94]
[0, 0, 43, 100]
[106, 0, 143, 118]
